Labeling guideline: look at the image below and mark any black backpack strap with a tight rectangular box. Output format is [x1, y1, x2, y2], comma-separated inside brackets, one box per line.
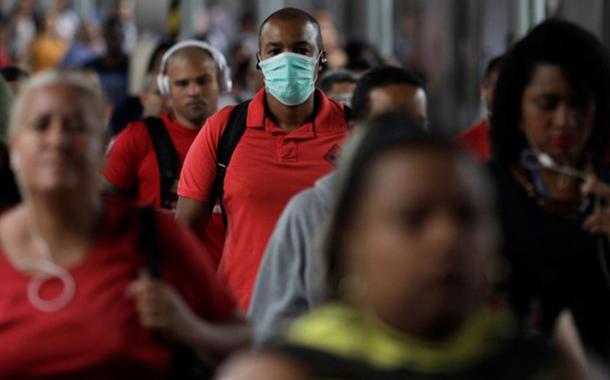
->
[139, 206, 212, 379]
[140, 206, 163, 280]
[343, 104, 352, 124]
[209, 100, 250, 226]
[144, 117, 178, 209]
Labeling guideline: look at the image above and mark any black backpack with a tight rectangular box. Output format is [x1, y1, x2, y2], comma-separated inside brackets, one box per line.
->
[207, 101, 251, 226]
[144, 103, 250, 219]
[144, 117, 179, 210]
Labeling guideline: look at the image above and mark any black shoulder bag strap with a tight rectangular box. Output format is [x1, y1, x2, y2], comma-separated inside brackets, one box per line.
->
[144, 117, 178, 209]
[140, 206, 162, 279]
[208, 100, 251, 226]
[139, 206, 212, 380]
[343, 104, 352, 124]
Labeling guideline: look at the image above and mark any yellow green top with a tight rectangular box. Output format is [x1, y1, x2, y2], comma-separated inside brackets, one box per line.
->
[287, 302, 520, 374]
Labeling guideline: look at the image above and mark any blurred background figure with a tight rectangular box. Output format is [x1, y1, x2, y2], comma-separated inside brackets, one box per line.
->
[107, 39, 173, 136]
[0, 73, 17, 211]
[0, 16, 14, 68]
[227, 45, 262, 104]
[50, 0, 80, 44]
[317, 69, 358, 107]
[344, 40, 385, 76]
[60, 19, 104, 69]
[490, 19, 610, 361]
[456, 54, 503, 161]
[113, 0, 137, 53]
[9, 0, 40, 71]
[84, 16, 129, 108]
[311, 10, 347, 70]
[0, 66, 29, 95]
[29, 11, 68, 73]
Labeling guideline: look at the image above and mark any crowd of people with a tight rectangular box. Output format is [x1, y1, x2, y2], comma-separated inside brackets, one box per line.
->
[0, 3, 610, 380]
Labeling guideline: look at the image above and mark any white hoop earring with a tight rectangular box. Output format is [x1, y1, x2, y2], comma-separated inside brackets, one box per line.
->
[10, 152, 20, 171]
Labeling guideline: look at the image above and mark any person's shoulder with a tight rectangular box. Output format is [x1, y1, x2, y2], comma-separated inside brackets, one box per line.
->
[111, 118, 152, 148]
[286, 185, 320, 212]
[211, 104, 239, 124]
[0, 204, 23, 239]
[278, 183, 331, 234]
[290, 173, 335, 210]
[315, 91, 350, 132]
[456, 120, 488, 141]
[198, 104, 239, 138]
[103, 119, 155, 185]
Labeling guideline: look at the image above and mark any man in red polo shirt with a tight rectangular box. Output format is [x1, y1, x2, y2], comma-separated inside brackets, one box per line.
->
[103, 40, 231, 266]
[176, 8, 350, 311]
[456, 54, 503, 161]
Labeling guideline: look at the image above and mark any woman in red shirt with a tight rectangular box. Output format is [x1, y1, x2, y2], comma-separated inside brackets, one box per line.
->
[0, 70, 249, 379]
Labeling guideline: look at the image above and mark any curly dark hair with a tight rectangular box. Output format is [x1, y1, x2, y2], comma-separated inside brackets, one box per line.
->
[490, 19, 610, 167]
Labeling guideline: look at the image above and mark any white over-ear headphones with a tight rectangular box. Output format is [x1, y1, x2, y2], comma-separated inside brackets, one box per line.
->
[156, 39, 232, 96]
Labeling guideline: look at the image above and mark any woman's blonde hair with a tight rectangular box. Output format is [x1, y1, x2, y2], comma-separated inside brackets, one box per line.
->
[9, 69, 105, 137]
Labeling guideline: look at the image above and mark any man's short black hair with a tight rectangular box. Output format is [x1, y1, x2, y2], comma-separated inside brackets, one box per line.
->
[258, 7, 323, 51]
[318, 69, 358, 94]
[351, 66, 425, 121]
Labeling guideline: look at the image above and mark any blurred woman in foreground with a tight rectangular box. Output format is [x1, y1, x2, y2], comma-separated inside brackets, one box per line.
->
[217, 112, 593, 379]
[0, 70, 248, 379]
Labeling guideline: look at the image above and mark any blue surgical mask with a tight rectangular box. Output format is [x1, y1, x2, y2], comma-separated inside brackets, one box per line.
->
[259, 52, 318, 106]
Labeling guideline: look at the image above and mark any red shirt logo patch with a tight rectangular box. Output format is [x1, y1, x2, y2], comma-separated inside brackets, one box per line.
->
[324, 144, 341, 166]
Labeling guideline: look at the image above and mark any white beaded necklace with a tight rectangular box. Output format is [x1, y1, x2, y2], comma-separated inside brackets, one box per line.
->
[15, 222, 76, 312]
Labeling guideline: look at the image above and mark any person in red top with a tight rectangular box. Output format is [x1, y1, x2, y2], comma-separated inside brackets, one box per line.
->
[176, 8, 350, 311]
[456, 54, 503, 161]
[103, 40, 231, 267]
[0, 70, 249, 379]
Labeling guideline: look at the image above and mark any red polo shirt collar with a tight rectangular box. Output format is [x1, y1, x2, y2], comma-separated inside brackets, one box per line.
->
[245, 88, 344, 140]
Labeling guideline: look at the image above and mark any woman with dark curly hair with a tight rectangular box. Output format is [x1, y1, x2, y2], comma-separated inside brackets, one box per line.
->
[490, 19, 610, 359]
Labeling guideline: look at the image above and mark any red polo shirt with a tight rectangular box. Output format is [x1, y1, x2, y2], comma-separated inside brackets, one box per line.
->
[455, 119, 490, 161]
[0, 198, 235, 379]
[178, 88, 349, 310]
[103, 112, 225, 267]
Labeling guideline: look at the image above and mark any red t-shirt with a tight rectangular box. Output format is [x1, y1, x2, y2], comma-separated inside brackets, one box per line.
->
[102, 112, 225, 267]
[0, 198, 235, 379]
[178, 89, 349, 311]
[455, 119, 490, 161]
